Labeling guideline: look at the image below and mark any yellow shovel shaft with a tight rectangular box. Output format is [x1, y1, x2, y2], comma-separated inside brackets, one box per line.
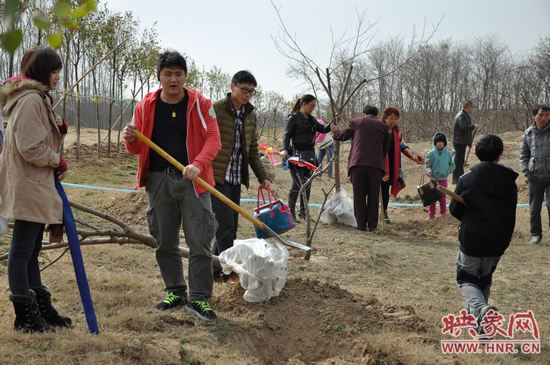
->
[437, 185, 466, 206]
[135, 131, 263, 229]
[133, 131, 311, 252]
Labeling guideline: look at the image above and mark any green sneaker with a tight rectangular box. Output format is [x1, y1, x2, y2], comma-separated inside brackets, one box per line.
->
[185, 300, 217, 320]
[155, 292, 187, 311]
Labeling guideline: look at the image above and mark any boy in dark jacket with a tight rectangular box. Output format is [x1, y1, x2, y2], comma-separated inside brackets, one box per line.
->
[450, 135, 517, 326]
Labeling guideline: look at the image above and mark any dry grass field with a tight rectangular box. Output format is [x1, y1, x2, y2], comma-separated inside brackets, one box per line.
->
[0, 128, 548, 364]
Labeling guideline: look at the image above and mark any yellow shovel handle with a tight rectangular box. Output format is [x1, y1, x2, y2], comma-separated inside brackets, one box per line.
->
[437, 185, 466, 206]
[134, 131, 310, 252]
[135, 131, 261, 227]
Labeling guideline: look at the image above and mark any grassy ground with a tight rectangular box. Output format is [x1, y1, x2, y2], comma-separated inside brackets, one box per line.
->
[0, 129, 548, 364]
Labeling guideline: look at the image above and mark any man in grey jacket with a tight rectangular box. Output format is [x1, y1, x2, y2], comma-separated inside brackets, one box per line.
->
[520, 105, 550, 245]
[453, 100, 476, 184]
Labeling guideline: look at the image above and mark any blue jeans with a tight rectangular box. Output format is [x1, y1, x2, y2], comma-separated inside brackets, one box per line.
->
[316, 144, 334, 178]
[8, 220, 47, 298]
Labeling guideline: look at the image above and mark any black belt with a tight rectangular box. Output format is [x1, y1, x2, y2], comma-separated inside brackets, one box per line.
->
[150, 166, 181, 174]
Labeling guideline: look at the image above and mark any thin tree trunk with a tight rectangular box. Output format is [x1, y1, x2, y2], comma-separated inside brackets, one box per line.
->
[117, 74, 124, 151]
[108, 49, 117, 156]
[8, 52, 14, 77]
[92, 65, 101, 158]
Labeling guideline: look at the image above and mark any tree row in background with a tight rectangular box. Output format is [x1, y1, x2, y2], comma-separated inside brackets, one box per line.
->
[300, 35, 550, 141]
[2, 2, 549, 160]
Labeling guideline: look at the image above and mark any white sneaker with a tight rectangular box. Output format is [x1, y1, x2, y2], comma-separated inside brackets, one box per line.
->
[530, 236, 542, 245]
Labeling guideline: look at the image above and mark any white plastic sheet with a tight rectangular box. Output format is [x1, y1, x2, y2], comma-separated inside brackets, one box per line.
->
[219, 238, 289, 303]
[320, 189, 357, 227]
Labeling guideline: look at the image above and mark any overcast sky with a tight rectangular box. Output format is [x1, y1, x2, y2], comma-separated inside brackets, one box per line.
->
[104, 0, 549, 99]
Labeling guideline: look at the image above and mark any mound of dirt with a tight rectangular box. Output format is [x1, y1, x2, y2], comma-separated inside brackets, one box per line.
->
[103, 192, 149, 226]
[211, 278, 430, 364]
[391, 213, 460, 241]
[64, 142, 136, 167]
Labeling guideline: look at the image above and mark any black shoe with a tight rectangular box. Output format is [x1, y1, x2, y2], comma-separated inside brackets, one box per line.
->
[155, 292, 188, 310]
[33, 287, 72, 328]
[384, 212, 391, 224]
[185, 300, 217, 320]
[10, 291, 53, 333]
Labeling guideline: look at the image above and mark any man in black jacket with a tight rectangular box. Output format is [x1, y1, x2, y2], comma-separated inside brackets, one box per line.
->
[452, 100, 476, 184]
[450, 135, 517, 329]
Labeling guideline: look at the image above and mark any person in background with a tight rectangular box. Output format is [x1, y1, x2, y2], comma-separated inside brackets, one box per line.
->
[425, 132, 455, 220]
[452, 100, 476, 184]
[380, 106, 424, 224]
[450, 135, 517, 333]
[123, 50, 221, 320]
[210, 70, 269, 284]
[0, 47, 71, 333]
[332, 105, 389, 231]
[519, 105, 550, 245]
[315, 118, 334, 179]
[281, 94, 331, 221]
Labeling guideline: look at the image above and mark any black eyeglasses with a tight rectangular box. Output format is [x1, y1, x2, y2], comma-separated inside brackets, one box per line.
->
[236, 85, 257, 96]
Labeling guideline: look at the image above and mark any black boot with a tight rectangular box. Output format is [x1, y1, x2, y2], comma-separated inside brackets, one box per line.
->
[10, 291, 51, 333]
[33, 287, 72, 328]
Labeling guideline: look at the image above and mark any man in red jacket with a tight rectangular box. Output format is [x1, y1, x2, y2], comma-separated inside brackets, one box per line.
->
[123, 51, 221, 320]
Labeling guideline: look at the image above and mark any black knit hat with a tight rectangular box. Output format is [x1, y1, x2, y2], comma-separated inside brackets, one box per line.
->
[433, 132, 447, 146]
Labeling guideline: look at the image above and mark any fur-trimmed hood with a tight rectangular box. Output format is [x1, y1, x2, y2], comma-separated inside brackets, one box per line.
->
[0, 77, 63, 225]
[1, 78, 48, 117]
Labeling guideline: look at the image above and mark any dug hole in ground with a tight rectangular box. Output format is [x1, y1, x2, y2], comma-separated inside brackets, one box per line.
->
[0, 129, 548, 364]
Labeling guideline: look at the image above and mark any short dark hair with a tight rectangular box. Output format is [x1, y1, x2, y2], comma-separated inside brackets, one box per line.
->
[22, 47, 62, 87]
[231, 70, 257, 86]
[157, 50, 187, 80]
[363, 105, 378, 116]
[463, 100, 474, 109]
[475, 134, 503, 162]
[531, 105, 550, 116]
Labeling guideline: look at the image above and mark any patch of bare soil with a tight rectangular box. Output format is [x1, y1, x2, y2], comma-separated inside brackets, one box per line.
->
[64, 142, 136, 167]
[103, 192, 149, 226]
[211, 278, 429, 364]
[388, 211, 459, 241]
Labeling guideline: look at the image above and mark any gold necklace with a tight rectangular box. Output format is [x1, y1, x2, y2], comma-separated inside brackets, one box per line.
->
[166, 102, 181, 119]
[160, 94, 183, 119]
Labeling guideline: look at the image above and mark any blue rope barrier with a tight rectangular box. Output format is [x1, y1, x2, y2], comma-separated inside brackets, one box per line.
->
[61, 182, 529, 208]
